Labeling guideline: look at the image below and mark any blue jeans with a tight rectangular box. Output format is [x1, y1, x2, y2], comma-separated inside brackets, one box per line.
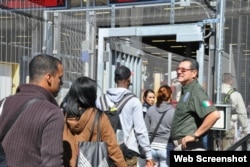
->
[166, 143, 174, 167]
[151, 148, 168, 167]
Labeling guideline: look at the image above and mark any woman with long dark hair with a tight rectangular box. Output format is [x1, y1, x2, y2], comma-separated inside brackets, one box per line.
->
[61, 77, 126, 167]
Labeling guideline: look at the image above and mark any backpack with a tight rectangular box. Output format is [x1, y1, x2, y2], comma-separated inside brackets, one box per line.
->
[99, 93, 136, 158]
[99, 93, 135, 133]
[222, 88, 236, 104]
[221, 88, 237, 114]
[214, 88, 236, 104]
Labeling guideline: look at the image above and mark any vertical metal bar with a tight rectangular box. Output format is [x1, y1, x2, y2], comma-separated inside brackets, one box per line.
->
[197, 41, 204, 86]
[111, 5, 115, 28]
[216, 0, 226, 104]
[46, 21, 53, 55]
[42, 11, 48, 54]
[168, 52, 172, 85]
[229, 44, 233, 73]
[53, 12, 60, 56]
[137, 55, 142, 97]
[170, 0, 175, 24]
[97, 29, 108, 97]
[236, 16, 242, 89]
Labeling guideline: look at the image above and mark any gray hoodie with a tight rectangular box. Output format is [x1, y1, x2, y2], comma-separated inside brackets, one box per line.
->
[144, 102, 175, 145]
[96, 87, 152, 160]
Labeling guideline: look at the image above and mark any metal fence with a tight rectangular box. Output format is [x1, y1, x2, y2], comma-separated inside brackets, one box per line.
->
[0, 0, 250, 110]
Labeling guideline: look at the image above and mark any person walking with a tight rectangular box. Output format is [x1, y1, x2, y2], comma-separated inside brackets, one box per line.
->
[138, 89, 155, 166]
[0, 54, 64, 167]
[61, 76, 126, 167]
[220, 73, 248, 149]
[145, 85, 175, 167]
[96, 65, 154, 167]
[168, 58, 220, 154]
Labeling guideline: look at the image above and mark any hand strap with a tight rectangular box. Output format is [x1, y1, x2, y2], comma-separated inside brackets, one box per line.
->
[149, 109, 168, 144]
[0, 98, 40, 142]
[224, 88, 235, 103]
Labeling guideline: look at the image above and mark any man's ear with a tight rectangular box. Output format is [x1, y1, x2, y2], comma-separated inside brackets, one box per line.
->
[192, 70, 198, 79]
[46, 73, 52, 86]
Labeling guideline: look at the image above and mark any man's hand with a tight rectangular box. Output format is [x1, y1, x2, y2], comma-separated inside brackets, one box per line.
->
[181, 135, 197, 149]
[145, 159, 155, 167]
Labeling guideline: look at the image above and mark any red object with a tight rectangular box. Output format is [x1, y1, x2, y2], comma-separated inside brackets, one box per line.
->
[5, 0, 65, 8]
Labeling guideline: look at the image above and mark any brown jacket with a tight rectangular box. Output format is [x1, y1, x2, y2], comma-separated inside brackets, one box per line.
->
[63, 108, 127, 167]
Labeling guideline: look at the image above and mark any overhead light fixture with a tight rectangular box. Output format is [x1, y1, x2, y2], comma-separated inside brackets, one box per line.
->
[152, 40, 165, 42]
[170, 45, 185, 48]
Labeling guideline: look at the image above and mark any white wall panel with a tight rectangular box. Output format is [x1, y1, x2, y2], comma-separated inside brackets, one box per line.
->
[0, 64, 12, 99]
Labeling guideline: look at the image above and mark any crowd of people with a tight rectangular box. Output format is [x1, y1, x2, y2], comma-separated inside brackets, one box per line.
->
[0, 54, 249, 167]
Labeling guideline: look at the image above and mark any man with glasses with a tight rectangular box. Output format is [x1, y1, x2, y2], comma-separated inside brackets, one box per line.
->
[167, 58, 220, 155]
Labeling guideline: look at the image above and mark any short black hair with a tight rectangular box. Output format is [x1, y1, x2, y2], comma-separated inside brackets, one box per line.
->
[29, 54, 62, 81]
[114, 65, 131, 83]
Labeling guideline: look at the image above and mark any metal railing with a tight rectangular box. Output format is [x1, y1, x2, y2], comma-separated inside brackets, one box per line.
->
[226, 133, 250, 151]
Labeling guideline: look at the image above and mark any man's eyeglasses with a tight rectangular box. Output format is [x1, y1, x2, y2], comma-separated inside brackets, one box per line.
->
[176, 67, 193, 73]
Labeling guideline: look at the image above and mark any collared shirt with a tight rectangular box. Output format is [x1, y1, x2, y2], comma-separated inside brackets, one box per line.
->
[170, 80, 217, 140]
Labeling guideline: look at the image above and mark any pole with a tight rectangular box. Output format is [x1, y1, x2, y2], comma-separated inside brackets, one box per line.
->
[215, 0, 226, 104]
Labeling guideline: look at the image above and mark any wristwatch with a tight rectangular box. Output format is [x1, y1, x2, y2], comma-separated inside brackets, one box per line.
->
[191, 134, 199, 142]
